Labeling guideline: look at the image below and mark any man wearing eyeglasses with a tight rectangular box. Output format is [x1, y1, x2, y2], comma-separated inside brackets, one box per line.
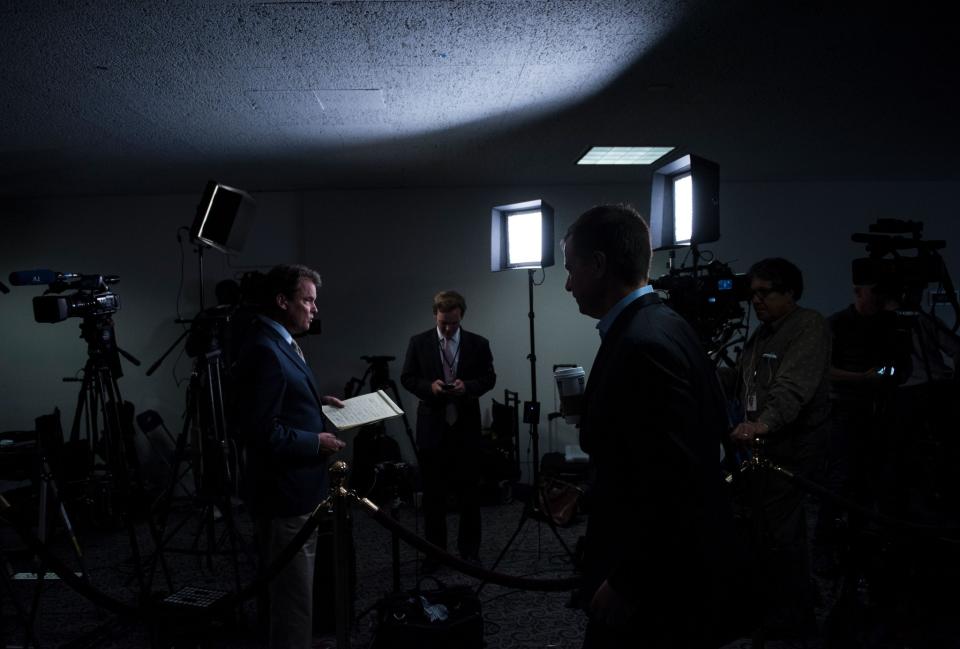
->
[728, 257, 831, 640]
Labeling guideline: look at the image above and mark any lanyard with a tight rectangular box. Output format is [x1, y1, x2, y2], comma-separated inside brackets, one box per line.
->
[438, 336, 460, 375]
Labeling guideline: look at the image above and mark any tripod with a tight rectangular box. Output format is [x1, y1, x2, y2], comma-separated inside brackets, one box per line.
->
[344, 355, 420, 468]
[66, 316, 169, 597]
[147, 321, 248, 592]
[483, 270, 574, 589]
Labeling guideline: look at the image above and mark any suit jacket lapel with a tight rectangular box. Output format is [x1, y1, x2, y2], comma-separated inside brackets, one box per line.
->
[455, 330, 470, 379]
[263, 323, 323, 406]
[429, 330, 444, 380]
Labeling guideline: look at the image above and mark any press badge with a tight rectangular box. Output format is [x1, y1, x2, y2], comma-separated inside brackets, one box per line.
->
[746, 393, 758, 413]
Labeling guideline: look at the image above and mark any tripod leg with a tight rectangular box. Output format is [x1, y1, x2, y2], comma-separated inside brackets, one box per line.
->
[37, 455, 88, 579]
[533, 480, 575, 560]
[1, 548, 40, 649]
[145, 393, 200, 592]
[99, 369, 175, 595]
[21, 476, 51, 648]
[477, 501, 534, 594]
[385, 379, 422, 469]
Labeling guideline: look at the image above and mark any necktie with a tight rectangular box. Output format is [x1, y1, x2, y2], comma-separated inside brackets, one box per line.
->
[442, 338, 456, 383]
[291, 339, 305, 363]
[442, 338, 457, 425]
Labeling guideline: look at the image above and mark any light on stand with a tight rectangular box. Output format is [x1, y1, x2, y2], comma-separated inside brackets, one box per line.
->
[188, 181, 256, 310]
[485, 199, 573, 585]
[672, 173, 693, 245]
[650, 154, 719, 252]
[490, 199, 555, 441]
[490, 200, 554, 271]
[647, 155, 752, 367]
[506, 210, 544, 267]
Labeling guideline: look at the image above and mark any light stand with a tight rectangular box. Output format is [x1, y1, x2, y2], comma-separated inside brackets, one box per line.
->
[524, 268, 543, 494]
[482, 269, 573, 590]
[483, 198, 574, 590]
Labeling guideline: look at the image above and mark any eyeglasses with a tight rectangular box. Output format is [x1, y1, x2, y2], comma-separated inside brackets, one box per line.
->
[751, 286, 782, 300]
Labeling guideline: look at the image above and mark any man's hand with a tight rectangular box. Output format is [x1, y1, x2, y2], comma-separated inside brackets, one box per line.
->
[430, 379, 447, 396]
[730, 420, 768, 445]
[589, 580, 633, 628]
[318, 432, 346, 454]
[321, 396, 345, 408]
[449, 379, 466, 395]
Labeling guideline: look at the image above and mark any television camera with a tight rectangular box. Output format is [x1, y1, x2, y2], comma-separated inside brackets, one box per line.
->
[8, 269, 120, 323]
[852, 218, 958, 330]
[652, 257, 752, 364]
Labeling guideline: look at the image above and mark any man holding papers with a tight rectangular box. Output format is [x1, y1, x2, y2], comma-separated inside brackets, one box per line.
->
[233, 264, 346, 649]
[401, 290, 496, 571]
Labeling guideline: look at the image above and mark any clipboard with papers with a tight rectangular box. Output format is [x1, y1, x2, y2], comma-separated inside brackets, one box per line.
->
[321, 390, 404, 431]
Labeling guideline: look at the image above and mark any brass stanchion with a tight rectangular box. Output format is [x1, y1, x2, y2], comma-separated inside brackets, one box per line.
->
[330, 460, 351, 649]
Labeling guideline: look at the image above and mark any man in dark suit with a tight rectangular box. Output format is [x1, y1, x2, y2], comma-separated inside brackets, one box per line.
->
[563, 205, 742, 648]
[401, 290, 496, 569]
[233, 264, 346, 649]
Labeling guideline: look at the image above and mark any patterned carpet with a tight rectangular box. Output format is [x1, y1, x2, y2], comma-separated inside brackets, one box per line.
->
[2, 483, 957, 648]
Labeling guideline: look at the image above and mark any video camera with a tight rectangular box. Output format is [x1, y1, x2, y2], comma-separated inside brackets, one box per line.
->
[8, 269, 120, 323]
[652, 258, 752, 357]
[851, 218, 957, 329]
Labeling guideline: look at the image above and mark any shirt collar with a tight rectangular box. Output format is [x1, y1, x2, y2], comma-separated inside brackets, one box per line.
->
[597, 285, 654, 338]
[259, 314, 294, 346]
[437, 326, 461, 345]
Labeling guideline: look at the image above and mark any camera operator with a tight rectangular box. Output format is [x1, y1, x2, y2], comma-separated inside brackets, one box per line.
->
[813, 267, 905, 573]
[727, 257, 830, 640]
[873, 274, 960, 517]
[400, 290, 495, 572]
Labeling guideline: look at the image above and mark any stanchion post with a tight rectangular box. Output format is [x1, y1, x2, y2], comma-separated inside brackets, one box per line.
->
[330, 460, 351, 649]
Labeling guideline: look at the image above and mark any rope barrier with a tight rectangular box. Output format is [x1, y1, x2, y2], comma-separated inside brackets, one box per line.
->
[6, 451, 957, 640]
[342, 488, 581, 591]
[746, 458, 960, 544]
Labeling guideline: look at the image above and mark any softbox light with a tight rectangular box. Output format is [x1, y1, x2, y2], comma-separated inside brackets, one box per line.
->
[490, 199, 555, 271]
[649, 155, 719, 251]
[190, 181, 256, 254]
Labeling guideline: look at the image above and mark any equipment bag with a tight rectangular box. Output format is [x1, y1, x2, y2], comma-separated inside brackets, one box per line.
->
[371, 576, 483, 649]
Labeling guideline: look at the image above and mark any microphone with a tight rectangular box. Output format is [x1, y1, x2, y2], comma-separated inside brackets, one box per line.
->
[8, 269, 80, 286]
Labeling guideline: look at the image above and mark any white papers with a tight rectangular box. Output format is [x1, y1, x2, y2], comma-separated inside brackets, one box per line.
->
[322, 390, 404, 431]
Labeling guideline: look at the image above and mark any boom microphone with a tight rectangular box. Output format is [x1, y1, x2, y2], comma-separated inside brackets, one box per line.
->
[8, 269, 80, 286]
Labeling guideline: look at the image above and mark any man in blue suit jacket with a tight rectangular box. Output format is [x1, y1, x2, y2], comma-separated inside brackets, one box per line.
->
[563, 205, 743, 648]
[234, 264, 346, 649]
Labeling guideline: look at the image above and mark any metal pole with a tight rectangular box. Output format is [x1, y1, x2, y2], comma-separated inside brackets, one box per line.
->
[527, 269, 540, 487]
[330, 461, 351, 649]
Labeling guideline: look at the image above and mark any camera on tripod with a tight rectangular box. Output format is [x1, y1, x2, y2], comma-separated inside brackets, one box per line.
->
[852, 218, 955, 316]
[651, 259, 751, 357]
[184, 305, 235, 358]
[8, 269, 120, 323]
[372, 460, 415, 505]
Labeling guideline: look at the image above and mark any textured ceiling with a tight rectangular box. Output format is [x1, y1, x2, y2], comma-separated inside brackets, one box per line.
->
[1, 1, 957, 198]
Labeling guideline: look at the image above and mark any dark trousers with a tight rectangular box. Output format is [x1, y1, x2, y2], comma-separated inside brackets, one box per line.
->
[745, 454, 819, 636]
[582, 614, 714, 649]
[815, 397, 879, 547]
[420, 437, 481, 558]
